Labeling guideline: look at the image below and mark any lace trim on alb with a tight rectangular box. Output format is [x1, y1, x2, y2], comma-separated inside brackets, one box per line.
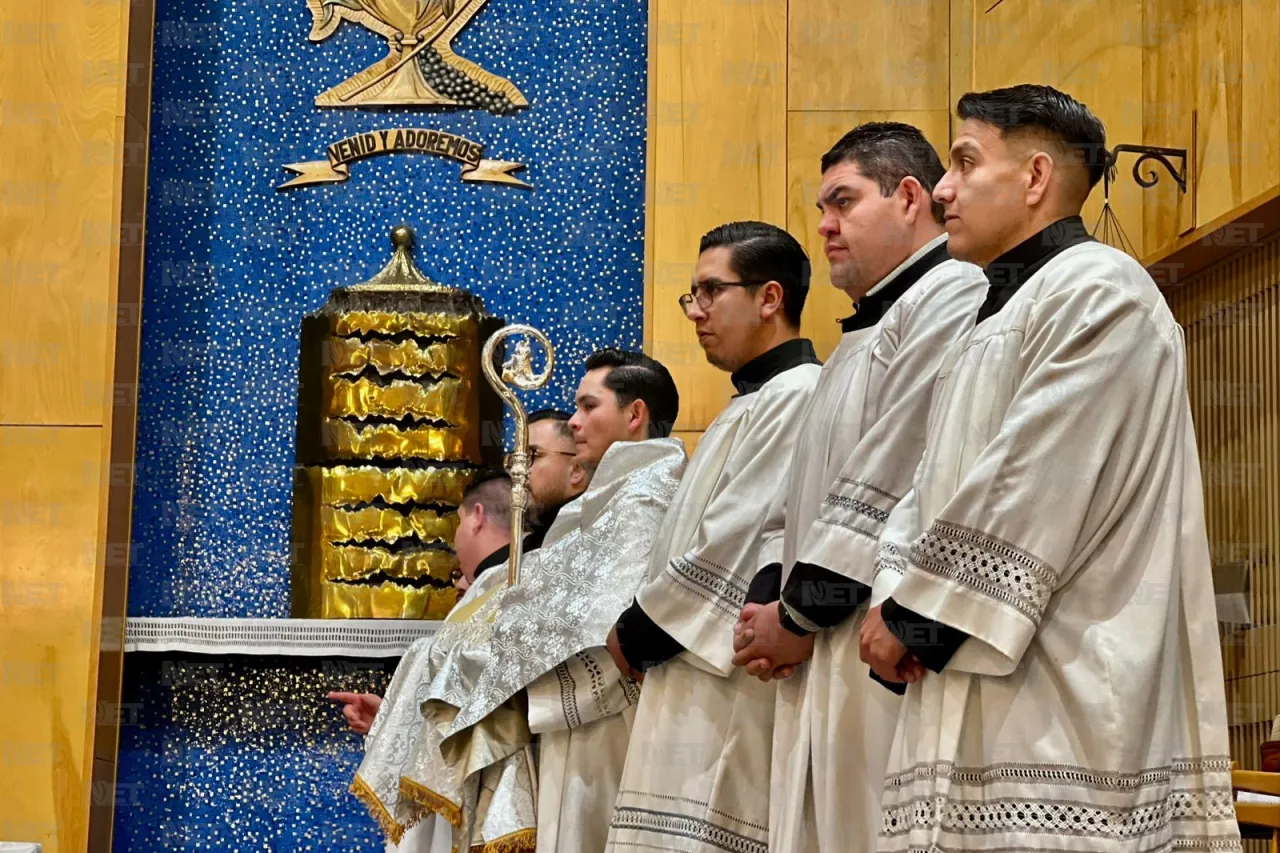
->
[881, 757, 1240, 848]
[611, 806, 767, 853]
[909, 521, 1057, 623]
[668, 554, 749, 616]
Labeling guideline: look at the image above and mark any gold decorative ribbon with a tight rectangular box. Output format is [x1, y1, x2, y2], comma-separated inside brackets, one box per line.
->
[322, 581, 459, 620]
[326, 376, 466, 422]
[329, 337, 470, 378]
[334, 310, 477, 339]
[351, 775, 406, 844]
[322, 506, 459, 545]
[324, 420, 471, 461]
[278, 128, 531, 189]
[483, 828, 537, 853]
[313, 465, 476, 506]
[322, 544, 458, 582]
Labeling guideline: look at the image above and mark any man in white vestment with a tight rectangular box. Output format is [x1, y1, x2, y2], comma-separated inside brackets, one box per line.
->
[411, 349, 688, 853]
[330, 410, 587, 736]
[331, 412, 588, 852]
[852, 84, 1242, 853]
[594, 222, 821, 853]
[341, 472, 517, 850]
[727, 123, 987, 853]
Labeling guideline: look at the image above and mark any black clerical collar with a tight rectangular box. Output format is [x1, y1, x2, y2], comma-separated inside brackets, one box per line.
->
[976, 215, 1094, 325]
[472, 544, 509, 581]
[730, 338, 820, 397]
[840, 236, 951, 333]
[472, 501, 565, 581]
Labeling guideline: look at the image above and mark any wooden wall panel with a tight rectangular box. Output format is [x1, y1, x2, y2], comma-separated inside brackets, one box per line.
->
[648, 0, 788, 431]
[1142, 0, 1199, 252]
[0, 427, 106, 851]
[1141, 0, 1280, 257]
[0, 0, 133, 426]
[1167, 233, 1280, 771]
[970, 0, 1059, 91]
[949, 0, 974, 140]
[672, 430, 703, 458]
[785, 110, 951, 359]
[0, 0, 142, 846]
[788, 0, 948, 112]
[1171, 0, 1280, 248]
[1059, 0, 1146, 257]
[650, 0, 1280, 447]
[1193, 0, 1245, 228]
[954, 0, 1152, 256]
[1241, 0, 1280, 196]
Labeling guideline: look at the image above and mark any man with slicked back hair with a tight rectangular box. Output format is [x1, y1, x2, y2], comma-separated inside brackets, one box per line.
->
[856, 84, 1240, 853]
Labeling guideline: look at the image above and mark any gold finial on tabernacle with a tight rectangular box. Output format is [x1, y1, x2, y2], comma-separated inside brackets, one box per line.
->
[350, 224, 448, 292]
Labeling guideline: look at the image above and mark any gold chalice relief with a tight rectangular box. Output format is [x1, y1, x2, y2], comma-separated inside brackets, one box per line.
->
[291, 225, 505, 619]
[306, 0, 528, 114]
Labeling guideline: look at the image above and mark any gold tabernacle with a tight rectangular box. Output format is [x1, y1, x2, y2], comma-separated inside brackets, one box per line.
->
[291, 225, 503, 618]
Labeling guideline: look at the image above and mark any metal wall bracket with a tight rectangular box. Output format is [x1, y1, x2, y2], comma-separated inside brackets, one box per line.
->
[1107, 144, 1188, 194]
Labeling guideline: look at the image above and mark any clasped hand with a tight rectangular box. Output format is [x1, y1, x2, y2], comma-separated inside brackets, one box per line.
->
[731, 602, 814, 682]
[858, 605, 926, 685]
[728, 602, 927, 687]
[605, 625, 645, 682]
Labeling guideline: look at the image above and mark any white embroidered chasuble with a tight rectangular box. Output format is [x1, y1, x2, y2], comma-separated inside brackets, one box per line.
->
[353, 564, 511, 844]
[770, 241, 988, 853]
[874, 241, 1240, 853]
[415, 439, 688, 852]
[606, 359, 822, 853]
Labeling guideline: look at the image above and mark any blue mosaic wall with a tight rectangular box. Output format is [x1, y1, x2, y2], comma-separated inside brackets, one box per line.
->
[128, 0, 648, 618]
[116, 0, 647, 846]
[114, 655, 395, 851]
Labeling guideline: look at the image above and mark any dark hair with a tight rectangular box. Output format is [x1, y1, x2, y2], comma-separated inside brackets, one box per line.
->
[820, 122, 946, 224]
[529, 408, 573, 441]
[582, 348, 679, 439]
[698, 221, 810, 326]
[956, 84, 1108, 191]
[461, 469, 512, 528]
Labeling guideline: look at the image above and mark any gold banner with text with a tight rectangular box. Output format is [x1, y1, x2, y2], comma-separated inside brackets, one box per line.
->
[278, 128, 530, 190]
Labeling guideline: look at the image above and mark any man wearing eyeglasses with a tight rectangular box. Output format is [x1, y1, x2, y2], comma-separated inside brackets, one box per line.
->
[603, 220, 822, 853]
[329, 410, 589, 739]
[501, 408, 588, 558]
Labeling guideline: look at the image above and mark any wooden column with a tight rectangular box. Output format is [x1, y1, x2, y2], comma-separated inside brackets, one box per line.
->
[0, 0, 151, 847]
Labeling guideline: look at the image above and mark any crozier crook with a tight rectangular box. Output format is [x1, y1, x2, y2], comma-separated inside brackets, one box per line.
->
[481, 325, 555, 586]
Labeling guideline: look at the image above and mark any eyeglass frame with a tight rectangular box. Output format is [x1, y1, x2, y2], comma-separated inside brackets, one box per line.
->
[503, 447, 578, 470]
[677, 278, 772, 315]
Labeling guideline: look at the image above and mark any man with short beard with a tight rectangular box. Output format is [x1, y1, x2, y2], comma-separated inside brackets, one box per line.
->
[729, 122, 986, 853]
[856, 85, 1239, 853]
[519, 409, 588, 551]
